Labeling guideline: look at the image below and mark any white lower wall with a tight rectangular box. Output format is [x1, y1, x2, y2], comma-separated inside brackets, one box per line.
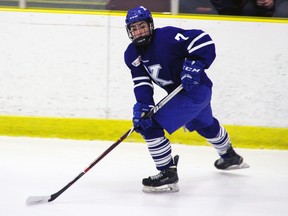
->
[0, 10, 287, 127]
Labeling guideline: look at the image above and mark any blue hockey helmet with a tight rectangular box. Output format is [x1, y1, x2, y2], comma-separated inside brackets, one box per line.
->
[125, 6, 154, 46]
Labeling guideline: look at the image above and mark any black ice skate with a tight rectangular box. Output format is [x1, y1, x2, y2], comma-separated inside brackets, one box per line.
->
[142, 155, 179, 193]
[214, 146, 249, 170]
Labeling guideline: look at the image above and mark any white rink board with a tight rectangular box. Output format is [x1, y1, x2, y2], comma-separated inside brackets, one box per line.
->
[0, 11, 287, 127]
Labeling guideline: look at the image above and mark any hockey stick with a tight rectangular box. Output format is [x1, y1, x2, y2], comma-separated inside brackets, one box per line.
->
[26, 85, 183, 206]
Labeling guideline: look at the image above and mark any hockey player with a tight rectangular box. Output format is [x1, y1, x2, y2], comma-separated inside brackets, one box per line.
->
[124, 6, 249, 193]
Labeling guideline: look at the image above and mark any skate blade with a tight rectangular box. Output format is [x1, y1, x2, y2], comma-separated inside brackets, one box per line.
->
[224, 161, 250, 170]
[142, 183, 179, 193]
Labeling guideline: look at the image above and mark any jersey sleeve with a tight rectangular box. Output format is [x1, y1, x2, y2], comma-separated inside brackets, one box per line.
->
[124, 44, 155, 106]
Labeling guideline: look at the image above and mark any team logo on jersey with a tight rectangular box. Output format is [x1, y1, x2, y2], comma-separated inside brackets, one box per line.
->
[143, 64, 174, 86]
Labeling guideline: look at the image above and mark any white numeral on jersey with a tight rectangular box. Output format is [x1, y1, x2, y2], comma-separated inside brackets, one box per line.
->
[175, 33, 189, 41]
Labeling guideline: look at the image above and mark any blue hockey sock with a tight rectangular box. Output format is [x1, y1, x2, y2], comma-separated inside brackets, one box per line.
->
[206, 126, 231, 156]
[145, 136, 173, 170]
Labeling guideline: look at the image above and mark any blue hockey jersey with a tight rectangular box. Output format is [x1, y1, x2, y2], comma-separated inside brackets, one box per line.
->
[124, 26, 216, 106]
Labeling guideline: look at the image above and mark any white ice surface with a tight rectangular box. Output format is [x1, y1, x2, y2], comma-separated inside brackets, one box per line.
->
[0, 136, 288, 216]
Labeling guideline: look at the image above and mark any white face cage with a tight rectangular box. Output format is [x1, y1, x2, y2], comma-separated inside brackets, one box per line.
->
[126, 21, 154, 46]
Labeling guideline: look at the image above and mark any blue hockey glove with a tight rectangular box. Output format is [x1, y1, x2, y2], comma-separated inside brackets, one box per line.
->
[133, 102, 153, 133]
[181, 60, 205, 92]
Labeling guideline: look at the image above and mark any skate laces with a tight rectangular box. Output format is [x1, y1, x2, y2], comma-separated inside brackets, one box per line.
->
[150, 171, 164, 180]
[150, 167, 176, 180]
[149, 156, 179, 180]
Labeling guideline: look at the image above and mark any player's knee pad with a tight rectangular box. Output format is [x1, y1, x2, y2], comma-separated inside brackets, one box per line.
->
[196, 118, 220, 138]
[138, 119, 165, 140]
